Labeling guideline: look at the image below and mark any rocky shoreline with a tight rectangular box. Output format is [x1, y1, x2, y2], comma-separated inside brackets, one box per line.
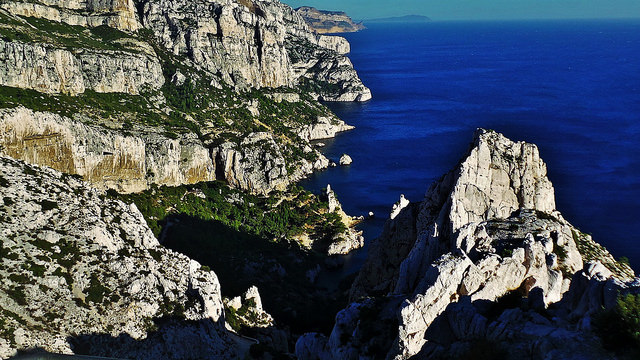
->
[295, 129, 638, 360]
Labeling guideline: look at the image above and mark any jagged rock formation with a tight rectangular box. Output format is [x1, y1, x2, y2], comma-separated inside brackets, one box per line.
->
[211, 132, 329, 195]
[140, 0, 370, 100]
[0, 0, 371, 194]
[0, 107, 335, 194]
[324, 184, 364, 255]
[0, 0, 141, 31]
[296, 116, 354, 142]
[339, 154, 352, 166]
[0, 156, 238, 359]
[0, 107, 213, 193]
[0, 0, 370, 100]
[295, 6, 365, 34]
[296, 129, 637, 360]
[0, 10, 164, 96]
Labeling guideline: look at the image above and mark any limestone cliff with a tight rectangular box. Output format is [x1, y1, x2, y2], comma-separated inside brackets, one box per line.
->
[296, 129, 637, 360]
[140, 0, 371, 101]
[0, 0, 369, 194]
[295, 6, 365, 34]
[0, 156, 237, 359]
[0, 0, 140, 31]
[0, 0, 370, 101]
[0, 10, 164, 96]
[0, 106, 333, 194]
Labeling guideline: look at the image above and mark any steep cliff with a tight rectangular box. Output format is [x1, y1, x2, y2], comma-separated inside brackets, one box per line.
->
[0, 156, 237, 359]
[0, 0, 370, 101]
[0, 0, 370, 194]
[0, 0, 141, 31]
[295, 6, 365, 34]
[296, 129, 637, 360]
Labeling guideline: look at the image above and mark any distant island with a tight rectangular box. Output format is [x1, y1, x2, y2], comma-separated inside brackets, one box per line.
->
[365, 15, 432, 23]
[296, 6, 366, 34]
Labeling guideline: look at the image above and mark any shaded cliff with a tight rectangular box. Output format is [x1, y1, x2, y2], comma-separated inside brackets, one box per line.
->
[296, 129, 637, 360]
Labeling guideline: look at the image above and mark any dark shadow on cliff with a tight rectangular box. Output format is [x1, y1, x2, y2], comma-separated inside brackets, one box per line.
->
[160, 214, 350, 336]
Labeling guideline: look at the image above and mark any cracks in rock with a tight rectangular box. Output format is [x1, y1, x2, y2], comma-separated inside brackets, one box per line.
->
[253, 21, 263, 66]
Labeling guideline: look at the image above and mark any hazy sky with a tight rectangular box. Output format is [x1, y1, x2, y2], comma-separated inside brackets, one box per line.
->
[282, 0, 640, 21]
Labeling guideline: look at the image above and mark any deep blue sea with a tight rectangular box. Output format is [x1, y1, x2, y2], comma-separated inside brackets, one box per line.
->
[301, 20, 640, 275]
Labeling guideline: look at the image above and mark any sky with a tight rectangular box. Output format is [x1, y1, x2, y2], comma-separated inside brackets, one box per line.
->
[282, 0, 640, 21]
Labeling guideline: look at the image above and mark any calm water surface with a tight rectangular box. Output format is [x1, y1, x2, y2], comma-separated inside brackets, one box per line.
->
[300, 20, 640, 275]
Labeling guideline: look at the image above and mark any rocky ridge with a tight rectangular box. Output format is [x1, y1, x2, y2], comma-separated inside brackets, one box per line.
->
[0, 0, 370, 101]
[0, 0, 141, 32]
[0, 0, 370, 195]
[0, 106, 334, 194]
[0, 155, 241, 359]
[296, 129, 637, 360]
[295, 6, 365, 34]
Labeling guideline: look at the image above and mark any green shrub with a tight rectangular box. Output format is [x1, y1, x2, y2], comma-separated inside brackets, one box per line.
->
[594, 293, 640, 352]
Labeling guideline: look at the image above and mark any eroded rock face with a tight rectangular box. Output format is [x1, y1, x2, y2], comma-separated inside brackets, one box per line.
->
[323, 184, 364, 256]
[141, 0, 371, 101]
[0, 107, 334, 194]
[1, 0, 140, 31]
[0, 38, 164, 95]
[296, 129, 638, 360]
[210, 132, 329, 195]
[0, 107, 214, 193]
[296, 116, 354, 141]
[0, 156, 236, 359]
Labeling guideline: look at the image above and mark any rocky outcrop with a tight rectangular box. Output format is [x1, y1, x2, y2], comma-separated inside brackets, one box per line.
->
[0, 107, 334, 194]
[0, 0, 140, 31]
[296, 129, 638, 360]
[295, 6, 365, 34]
[0, 156, 236, 359]
[210, 132, 329, 195]
[296, 116, 354, 142]
[1, 0, 370, 101]
[141, 0, 370, 101]
[0, 38, 164, 95]
[288, 36, 372, 102]
[324, 185, 364, 255]
[339, 154, 352, 166]
[0, 107, 214, 193]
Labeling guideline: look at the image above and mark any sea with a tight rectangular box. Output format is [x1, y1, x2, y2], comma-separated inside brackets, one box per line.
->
[300, 20, 640, 277]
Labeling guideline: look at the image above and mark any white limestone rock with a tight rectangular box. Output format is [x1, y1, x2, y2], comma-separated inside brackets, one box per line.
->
[141, 0, 371, 101]
[0, 156, 236, 359]
[390, 194, 410, 220]
[0, 107, 214, 193]
[1, 0, 140, 32]
[307, 129, 638, 360]
[0, 38, 164, 96]
[323, 184, 364, 255]
[297, 116, 354, 141]
[339, 154, 352, 166]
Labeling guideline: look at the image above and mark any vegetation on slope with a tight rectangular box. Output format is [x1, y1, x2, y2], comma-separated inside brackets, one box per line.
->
[110, 182, 352, 335]
[0, 11, 339, 169]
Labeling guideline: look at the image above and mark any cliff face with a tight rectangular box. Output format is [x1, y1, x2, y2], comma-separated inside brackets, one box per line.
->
[0, 11, 164, 96]
[0, 0, 370, 194]
[0, 0, 370, 101]
[0, 106, 334, 194]
[140, 0, 371, 101]
[296, 129, 637, 360]
[0, 156, 236, 359]
[0, 0, 140, 31]
[295, 6, 365, 34]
